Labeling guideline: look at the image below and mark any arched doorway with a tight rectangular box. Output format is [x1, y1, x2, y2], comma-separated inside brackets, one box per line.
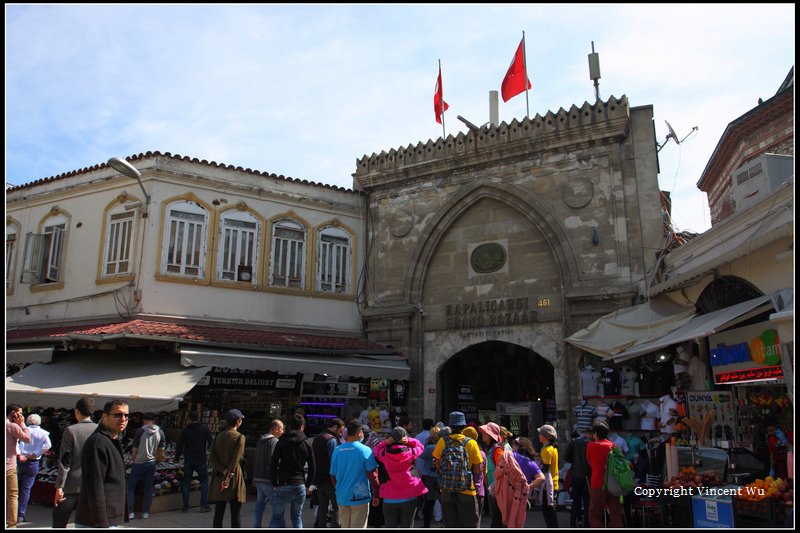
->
[439, 341, 554, 437]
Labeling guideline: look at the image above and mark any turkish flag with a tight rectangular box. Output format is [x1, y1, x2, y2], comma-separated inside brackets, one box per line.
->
[434, 66, 449, 124]
[501, 38, 532, 102]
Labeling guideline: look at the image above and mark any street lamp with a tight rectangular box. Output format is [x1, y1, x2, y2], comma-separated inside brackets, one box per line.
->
[107, 157, 150, 208]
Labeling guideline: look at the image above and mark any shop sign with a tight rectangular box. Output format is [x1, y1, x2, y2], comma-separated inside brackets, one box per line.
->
[200, 367, 301, 391]
[710, 322, 784, 385]
[458, 384, 475, 401]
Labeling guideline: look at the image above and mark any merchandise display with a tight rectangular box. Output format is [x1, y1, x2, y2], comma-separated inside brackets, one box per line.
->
[578, 365, 601, 397]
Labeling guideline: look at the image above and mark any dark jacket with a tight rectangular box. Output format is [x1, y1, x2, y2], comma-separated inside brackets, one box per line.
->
[56, 418, 98, 494]
[565, 435, 591, 479]
[74, 426, 128, 528]
[269, 430, 314, 487]
[253, 433, 279, 482]
[208, 428, 247, 503]
[311, 430, 338, 486]
[176, 421, 213, 462]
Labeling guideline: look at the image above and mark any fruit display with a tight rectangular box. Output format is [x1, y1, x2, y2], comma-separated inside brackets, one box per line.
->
[747, 390, 791, 409]
[663, 466, 725, 490]
[736, 476, 793, 505]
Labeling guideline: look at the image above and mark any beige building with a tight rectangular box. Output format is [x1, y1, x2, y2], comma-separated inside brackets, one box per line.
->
[354, 95, 665, 435]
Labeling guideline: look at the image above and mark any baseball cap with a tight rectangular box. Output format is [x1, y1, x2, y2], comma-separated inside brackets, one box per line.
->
[225, 409, 245, 423]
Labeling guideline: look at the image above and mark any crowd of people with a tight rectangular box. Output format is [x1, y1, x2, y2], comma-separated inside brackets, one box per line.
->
[6, 399, 634, 529]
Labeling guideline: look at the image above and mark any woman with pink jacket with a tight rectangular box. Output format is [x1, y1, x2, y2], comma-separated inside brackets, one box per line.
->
[372, 427, 428, 528]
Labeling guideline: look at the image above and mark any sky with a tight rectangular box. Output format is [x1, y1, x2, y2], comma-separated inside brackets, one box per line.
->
[5, 4, 795, 233]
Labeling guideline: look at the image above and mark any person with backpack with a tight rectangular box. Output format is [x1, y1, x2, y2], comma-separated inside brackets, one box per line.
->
[432, 411, 484, 528]
[585, 422, 624, 527]
[372, 426, 427, 527]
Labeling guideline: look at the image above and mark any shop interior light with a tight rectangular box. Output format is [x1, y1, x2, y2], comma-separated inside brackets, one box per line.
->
[300, 402, 346, 407]
[306, 414, 339, 418]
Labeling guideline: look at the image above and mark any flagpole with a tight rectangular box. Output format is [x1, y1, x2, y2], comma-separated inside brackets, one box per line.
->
[439, 59, 446, 138]
[522, 31, 530, 119]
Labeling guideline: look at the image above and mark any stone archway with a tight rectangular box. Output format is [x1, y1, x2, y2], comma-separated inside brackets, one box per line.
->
[438, 341, 555, 433]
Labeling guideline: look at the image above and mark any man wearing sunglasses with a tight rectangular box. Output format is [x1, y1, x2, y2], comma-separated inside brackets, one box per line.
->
[75, 399, 130, 528]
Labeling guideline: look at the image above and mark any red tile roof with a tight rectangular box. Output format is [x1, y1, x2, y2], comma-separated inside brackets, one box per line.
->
[6, 318, 397, 355]
[6, 151, 358, 194]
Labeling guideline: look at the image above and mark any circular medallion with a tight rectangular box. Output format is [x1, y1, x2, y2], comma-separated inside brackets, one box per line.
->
[562, 177, 594, 208]
[390, 209, 414, 237]
[470, 243, 507, 274]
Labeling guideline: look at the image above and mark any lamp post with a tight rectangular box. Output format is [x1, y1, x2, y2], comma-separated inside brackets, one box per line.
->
[107, 157, 150, 209]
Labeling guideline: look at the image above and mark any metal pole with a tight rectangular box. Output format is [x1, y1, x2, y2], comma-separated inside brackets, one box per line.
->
[522, 31, 530, 119]
[440, 59, 446, 138]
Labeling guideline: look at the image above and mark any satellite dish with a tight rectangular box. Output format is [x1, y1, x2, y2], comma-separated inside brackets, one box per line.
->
[665, 120, 680, 145]
[657, 120, 698, 152]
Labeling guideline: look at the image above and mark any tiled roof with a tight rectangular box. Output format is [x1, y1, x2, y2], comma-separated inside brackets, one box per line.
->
[6, 151, 357, 194]
[6, 318, 397, 354]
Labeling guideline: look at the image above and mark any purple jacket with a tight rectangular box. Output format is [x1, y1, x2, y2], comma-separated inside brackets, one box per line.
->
[373, 437, 428, 501]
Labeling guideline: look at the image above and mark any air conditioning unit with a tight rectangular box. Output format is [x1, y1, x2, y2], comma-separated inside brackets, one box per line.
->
[731, 153, 793, 211]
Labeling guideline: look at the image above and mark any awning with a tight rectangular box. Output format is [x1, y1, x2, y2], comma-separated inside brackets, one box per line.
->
[6, 346, 56, 364]
[180, 346, 410, 380]
[6, 352, 211, 412]
[564, 296, 696, 358]
[611, 295, 774, 363]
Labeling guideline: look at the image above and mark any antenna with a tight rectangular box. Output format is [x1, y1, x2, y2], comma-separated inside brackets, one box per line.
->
[657, 120, 699, 152]
[588, 41, 601, 101]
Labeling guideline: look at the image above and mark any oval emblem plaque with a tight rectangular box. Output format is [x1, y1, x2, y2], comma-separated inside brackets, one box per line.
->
[470, 243, 507, 274]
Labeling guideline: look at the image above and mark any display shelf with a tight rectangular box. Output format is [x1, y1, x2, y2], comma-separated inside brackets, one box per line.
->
[582, 394, 661, 400]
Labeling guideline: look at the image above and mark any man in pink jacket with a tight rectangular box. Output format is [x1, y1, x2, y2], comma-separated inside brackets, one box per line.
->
[373, 427, 427, 528]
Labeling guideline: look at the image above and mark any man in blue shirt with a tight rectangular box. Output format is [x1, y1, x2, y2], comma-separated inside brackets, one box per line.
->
[16, 413, 51, 523]
[330, 420, 380, 528]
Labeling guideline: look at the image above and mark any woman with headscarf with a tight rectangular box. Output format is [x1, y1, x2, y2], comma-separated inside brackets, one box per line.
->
[478, 422, 510, 528]
[373, 427, 427, 527]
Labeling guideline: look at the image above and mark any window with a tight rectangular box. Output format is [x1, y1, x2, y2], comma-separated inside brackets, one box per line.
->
[217, 211, 259, 282]
[102, 209, 135, 276]
[162, 201, 208, 277]
[6, 224, 18, 290]
[316, 226, 351, 294]
[21, 214, 67, 284]
[270, 219, 306, 289]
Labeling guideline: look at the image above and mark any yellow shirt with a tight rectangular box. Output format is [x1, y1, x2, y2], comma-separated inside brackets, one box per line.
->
[432, 433, 484, 496]
[540, 443, 559, 490]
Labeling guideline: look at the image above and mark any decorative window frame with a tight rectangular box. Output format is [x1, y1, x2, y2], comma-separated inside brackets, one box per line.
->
[267, 212, 311, 294]
[96, 193, 139, 285]
[6, 217, 21, 294]
[155, 194, 212, 285]
[313, 220, 356, 299]
[27, 207, 71, 292]
[211, 202, 264, 289]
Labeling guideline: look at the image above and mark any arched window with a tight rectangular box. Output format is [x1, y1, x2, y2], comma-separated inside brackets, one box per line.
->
[21, 213, 67, 284]
[217, 210, 260, 283]
[161, 200, 208, 277]
[316, 226, 351, 294]
[102, 205, 136, 276]
[6, 222, 20, 290]
[270, 219, 306, 289]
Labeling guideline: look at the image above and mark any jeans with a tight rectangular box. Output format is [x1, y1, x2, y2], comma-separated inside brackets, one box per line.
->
[269, 484, 306, 528]
[570, 475, 590, 527]
[383, 498, 418, 528]
[253, 481, 274, 527]
[213, 500, 242, 528]
[314, 482, 339, 528]
[127, 462, 157, 514]
[182, 457, 209, 510]
[17, 459, 40, 519]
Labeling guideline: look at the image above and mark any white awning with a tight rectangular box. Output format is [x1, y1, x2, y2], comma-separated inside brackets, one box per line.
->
[180, 346, 411, 380]
[564, 296, 696, 358]
[611, 295, 774, 363]
[6, 346, 55, 364]
[6, 352, 210, 412]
